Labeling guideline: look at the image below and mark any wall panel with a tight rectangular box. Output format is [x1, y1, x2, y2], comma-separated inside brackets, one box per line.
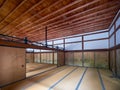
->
[84, 52, 94, 67]
[65, 52, 74, 65]
[73, 52, 82, 66]
[110, 50, 116, 74]
[116, 49, 120, 77]
[54, 53, 57, 64]
[95, 51, 108, 68]
[58, 51, 65, 66]
[41, 53, 47, 63]
[34, 53, 40, 63]
[0, 46, 25, 87]
[65, 51, 108, 68]
[26, 53, 34, 63]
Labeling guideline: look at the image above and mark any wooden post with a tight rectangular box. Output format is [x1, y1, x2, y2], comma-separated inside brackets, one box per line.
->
[45, 26, 47, 47]
[40, 50, 41, 63]
[33, 49, 35, 63]
[114, 23, 117, 76]
[108, 30, 111, 70]
[94, 52, 96, 68]
[63, 38, 65, 65]
[52, 40, 54, 64]
[82, 35, 84, 67]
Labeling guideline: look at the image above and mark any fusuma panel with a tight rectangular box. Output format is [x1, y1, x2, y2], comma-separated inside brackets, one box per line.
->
[0, 46, 26, 87]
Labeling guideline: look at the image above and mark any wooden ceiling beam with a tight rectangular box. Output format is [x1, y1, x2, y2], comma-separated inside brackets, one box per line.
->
[48, 7, 118, 29]
[46, 21, 112, 36]
[0, 0, 62, 33]
[0, 0, 28, 29]
[25, 22, 110, 41]
[11, 0, 119, 35]
[0, 39, 63, 51]
[16, 0, 100, 31]
[0, 0, 45, 32]
[0, 0, 6, 8]
[2, 0, 82, 34]
[35, 2, 119, 29]
[47, 16, 114, 32]
[41, 12, 115, 32]
[14, 0, 76, 28]
[7, 0, 101, 35]
[33, 21, 111, 35]
[20, 14, 114, 35]
[29, 25, 109, 41]
[0, 0, 24, 22]
[15, 9, 115, 34]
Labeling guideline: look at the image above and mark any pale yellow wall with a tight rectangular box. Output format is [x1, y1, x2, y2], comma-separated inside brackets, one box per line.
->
[0, 46, 26, 87]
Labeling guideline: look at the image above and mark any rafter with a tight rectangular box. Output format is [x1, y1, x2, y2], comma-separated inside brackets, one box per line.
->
[0, 0, 24, 22]
[12, 4, 118, 36]
[0, 0, 119, 41]
[0, 0, 45, 31]
[0, 0, 6, 8]
[17, 13, 114, 35]
[25, 9, 116, 34]
[25, 21, 111, 39]
[10, 0, 119, 35]
[0, 0, 27, 24]
[15, 0, 100, 31]
[28, 25, 109, 41]
[1, 0, 82, 34]
[15, 0, 75, 28]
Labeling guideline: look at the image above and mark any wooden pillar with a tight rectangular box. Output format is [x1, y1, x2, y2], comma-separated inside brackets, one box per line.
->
[57, 49, 59, 67]
[82, 36, 84, 67]
[94, 52, 96, 68]
[45, 26, 48, 47]
[52, 40, 54, 64]
[108, 30, 111, 70]
[40, 50, 41, 63]
[63, 38, 65, 65]
[114, 23, 117, 76]
[33, 49, 35, 63]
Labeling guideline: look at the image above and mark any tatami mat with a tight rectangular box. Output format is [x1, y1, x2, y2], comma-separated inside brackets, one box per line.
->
[1, 66, 120, 90]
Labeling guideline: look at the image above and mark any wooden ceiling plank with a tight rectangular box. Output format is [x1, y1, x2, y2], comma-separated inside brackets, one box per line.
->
[26, 21, 111, 40]
[0, 0, 6, 8]
[13, 0, 119, 35]
[14, 4, 118, 35]
[14, 0, 67, 28]
[28, 24, 109, 41]
[48, 4, 119, 29]
[20, 13, 114, 35]
[6, 0, 87, 34]
[1, 0, 64, 34]
[31, 20, 111, 36]
[50, 13, 114, 30]
[0, 0, 24, 22]
[0, 0, 45, 32]
[0, 0, 27, 25]
[16, 0, 100, 32]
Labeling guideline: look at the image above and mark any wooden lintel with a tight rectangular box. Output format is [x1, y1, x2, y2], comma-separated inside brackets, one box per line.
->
[0, 39, 63, 51]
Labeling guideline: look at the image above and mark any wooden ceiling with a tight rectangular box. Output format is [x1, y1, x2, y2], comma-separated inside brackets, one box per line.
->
[0, 0, 120, 41]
